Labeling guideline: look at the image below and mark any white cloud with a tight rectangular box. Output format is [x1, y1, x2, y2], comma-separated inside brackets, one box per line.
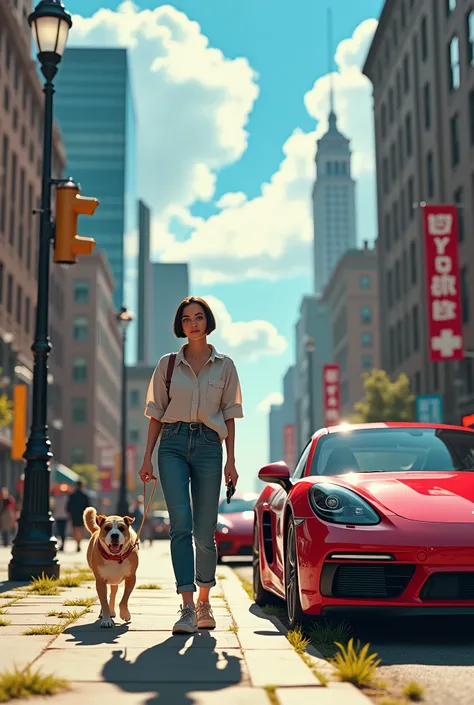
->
[203, 296, 287, 363]
[155, 18, 378, 284]
[69, 1, 259, 213]
[216, 192, 248, 209]
[257, 392, 284, 414]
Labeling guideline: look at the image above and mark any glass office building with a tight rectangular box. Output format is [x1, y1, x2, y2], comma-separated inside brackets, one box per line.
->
[54, 48, 137, 315]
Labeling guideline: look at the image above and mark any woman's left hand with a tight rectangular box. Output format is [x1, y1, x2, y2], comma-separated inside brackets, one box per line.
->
[224, 459, 239, 488]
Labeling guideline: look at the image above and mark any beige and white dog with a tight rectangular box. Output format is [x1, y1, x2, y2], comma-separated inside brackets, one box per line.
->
[83, 507, 138, 628]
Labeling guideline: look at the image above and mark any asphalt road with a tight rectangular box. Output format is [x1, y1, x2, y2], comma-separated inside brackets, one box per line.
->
[234, 564, 474, 705]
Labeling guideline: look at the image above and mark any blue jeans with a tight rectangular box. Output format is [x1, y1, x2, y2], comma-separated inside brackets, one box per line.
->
[158, 421, 223, 594]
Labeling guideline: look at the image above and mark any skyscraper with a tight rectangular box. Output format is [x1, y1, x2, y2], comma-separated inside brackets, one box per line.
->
[312, 89, 357, 295]
[149, 263, 189, 364]
[54, 48, 137, 311]
[137, 200, 151, 364]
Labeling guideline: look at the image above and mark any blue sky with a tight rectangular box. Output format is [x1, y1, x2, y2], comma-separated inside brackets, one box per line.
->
[65, 0, 384, 491]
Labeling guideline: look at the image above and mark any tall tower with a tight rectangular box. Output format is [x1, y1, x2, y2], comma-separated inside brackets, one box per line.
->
[312, 10, 357, 295]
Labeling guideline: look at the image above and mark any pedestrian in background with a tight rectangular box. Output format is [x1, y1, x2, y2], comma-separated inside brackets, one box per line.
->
[66, 480, 90, 552]
[138, 296, 243, 635]
[0, 487, 16, 546]
[53, 484, 70, 551]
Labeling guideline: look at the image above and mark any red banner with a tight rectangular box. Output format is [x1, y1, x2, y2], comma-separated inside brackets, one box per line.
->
[283, 424, 296, 471]
[323, 364, 340, 426]
[423, 204, 464, 362]
[99, 446, 115, 493]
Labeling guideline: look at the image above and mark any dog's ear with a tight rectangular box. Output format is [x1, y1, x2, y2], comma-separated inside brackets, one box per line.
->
[123, 516, 135, 527]
[96, 515, 107, 527]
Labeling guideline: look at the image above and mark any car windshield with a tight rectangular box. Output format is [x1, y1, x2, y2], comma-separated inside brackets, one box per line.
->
[309, 427, 474, 476]
[219, 498, 256, 514]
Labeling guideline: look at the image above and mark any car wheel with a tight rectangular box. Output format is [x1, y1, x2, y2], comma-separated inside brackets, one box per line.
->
[252, 520, 280, 606]
[285, 517, 306, 629]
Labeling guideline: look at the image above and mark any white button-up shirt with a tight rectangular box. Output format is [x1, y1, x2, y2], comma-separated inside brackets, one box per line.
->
[144, 345, 243, 440]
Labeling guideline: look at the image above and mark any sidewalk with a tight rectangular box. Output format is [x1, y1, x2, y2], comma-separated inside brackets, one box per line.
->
[0, 540, 372, 704]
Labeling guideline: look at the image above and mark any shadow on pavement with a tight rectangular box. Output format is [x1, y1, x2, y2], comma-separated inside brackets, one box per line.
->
[350, 615, 474, 666]
[62, 620, 130, 646]
[100, 631, 242, 705]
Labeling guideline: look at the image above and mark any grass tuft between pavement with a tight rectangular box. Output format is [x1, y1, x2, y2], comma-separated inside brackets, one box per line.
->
[136, 583, 162, 590]
[403, 680, 425, 701]
[263, 685, 279, 705]
[330, 637, 381, 688]
[0, 666, 69, 702]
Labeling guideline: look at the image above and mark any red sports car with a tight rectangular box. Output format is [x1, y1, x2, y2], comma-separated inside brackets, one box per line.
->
[216, 494, 258, 562]
[253, 422, 474, 627]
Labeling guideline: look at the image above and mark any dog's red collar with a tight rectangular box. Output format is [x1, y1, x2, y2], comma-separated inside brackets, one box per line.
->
[98, 539, 137, 564]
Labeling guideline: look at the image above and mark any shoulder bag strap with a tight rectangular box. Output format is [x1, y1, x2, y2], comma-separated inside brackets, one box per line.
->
[165, 353, 177, 403]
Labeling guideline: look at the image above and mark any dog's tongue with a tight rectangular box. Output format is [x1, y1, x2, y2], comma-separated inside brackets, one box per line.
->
[109, 544, 121, 554]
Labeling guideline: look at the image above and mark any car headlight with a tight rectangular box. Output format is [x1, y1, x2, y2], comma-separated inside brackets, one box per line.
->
[216, 521, 229, 534]
[309, 484, 380, 525]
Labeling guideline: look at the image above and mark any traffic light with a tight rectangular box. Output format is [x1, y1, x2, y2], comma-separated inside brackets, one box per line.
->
[54, 178, 99, 264]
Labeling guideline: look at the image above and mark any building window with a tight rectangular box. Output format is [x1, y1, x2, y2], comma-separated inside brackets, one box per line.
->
[469, 89, 474, 146]
[454, 187, 464, 242]
[388, 88, 394, 123]
[129, 429, 140, 444]
[387, 269, 393, 308]
[381, 104, 387, 138]
[468, 11, 474, 66]
[362, 332, 373, 347]
[421, 17, 428, 61]
[70, 447, 86, 465]
[382, 157, 389, 194]
[25, 296, 30, 334]
[408, 176, 415, 219]
[384, 212, 391, 251]
[424, 83, 431, 129]
[449, 36, 460, 90]
[426, 151, 434, 198]
[461, 266, 469, 323]
[129, 389, 140, 407]
[362, 355, 373, 370]
[447, 0, 456, 14]
[7, 274, 13, 314]
[71, 398, 87, 425]
[74, 279, 89, 303]
[72, 356, 87, 383]
[361, 306, 372, 324]
[390, 143, 397, 182]
[410, 241, 417, 284]
[405, 113, 412, 157]
[72, 316, 88, 342]
[401, 0, 406, 29]
[360, 275, 371, 289]
[451, 114, 460, 167]
[412, 305, 419, 351]
[16, 285, 22, 324]
[403, 55, 410, 93]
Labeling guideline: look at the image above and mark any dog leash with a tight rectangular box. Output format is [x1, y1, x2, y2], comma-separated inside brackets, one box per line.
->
[134, 475, 158, 545]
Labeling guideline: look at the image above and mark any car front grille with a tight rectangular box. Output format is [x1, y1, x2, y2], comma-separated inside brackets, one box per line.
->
[420, 572, 474, 600]
[321, 563, 416, 599]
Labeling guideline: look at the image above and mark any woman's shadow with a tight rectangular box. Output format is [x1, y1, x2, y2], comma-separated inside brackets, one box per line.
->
[101, 631, 242, 705]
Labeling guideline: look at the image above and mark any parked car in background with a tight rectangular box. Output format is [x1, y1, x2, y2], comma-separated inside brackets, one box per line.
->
[216, 493, 258, 562]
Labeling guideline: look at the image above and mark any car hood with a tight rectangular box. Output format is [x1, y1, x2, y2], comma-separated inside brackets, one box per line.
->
[218, 511, 254, 533]
[316, 472, 474, 523]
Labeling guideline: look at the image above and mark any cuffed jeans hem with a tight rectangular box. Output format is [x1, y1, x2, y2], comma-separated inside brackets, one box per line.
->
[196, 579, 217, 589]
[177, 584, 196, 594]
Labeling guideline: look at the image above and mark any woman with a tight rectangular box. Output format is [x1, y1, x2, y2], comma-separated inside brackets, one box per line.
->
[138, 296, 243, 634]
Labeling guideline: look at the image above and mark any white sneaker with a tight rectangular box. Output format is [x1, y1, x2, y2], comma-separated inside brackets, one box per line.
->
[172, 604, 197, 634]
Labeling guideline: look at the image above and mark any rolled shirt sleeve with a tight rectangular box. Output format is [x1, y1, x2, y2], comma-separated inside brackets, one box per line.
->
[221, 359, 244, 421]
[144, 357, 168, 421]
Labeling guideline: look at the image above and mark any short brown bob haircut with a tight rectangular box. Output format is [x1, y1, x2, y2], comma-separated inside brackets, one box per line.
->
[173, 296, 217, 339]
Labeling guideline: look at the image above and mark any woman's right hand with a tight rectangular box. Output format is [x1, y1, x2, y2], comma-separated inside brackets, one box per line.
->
[138, 458, 154, 484]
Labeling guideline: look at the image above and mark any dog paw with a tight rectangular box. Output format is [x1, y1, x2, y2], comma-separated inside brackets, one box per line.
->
[119, 604, 131, 622]
[100, 617, 115, 628]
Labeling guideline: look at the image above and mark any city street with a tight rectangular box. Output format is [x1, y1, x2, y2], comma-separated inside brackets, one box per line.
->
[236, 564, 474, 705]
[0, 542, 368, 705]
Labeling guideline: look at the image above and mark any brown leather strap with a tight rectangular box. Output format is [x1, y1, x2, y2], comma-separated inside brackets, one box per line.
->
[165, 353, 177, 403]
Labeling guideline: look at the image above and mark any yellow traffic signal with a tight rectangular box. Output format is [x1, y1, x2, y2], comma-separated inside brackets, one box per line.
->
[54, 178, 99, 264]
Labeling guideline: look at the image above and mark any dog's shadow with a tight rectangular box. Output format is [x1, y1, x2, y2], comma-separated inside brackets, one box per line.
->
[101, 632, 243, 705]
[62, 619, 130, 646]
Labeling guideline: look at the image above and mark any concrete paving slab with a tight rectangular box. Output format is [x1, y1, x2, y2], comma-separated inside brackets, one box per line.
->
[244, 650, 321, 687]
[36, 646, 248, 684]
[55, 629, 240, 649]
[0, 635, 55, 671]
[3, 605, 70, 614]
[237, 627, 293, 650]
[1, 614, 64, 626]
[276, 683, 374, 705]
[67, 613, 234, 632]
[48, 681, 270, 705]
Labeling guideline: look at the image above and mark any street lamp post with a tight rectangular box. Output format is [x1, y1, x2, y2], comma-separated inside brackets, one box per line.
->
[9, 0, 72, 581]
[116, 306, 133, 517]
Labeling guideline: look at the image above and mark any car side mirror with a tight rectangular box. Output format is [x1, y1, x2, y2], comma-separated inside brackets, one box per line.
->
[258, 461, 292, 492]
